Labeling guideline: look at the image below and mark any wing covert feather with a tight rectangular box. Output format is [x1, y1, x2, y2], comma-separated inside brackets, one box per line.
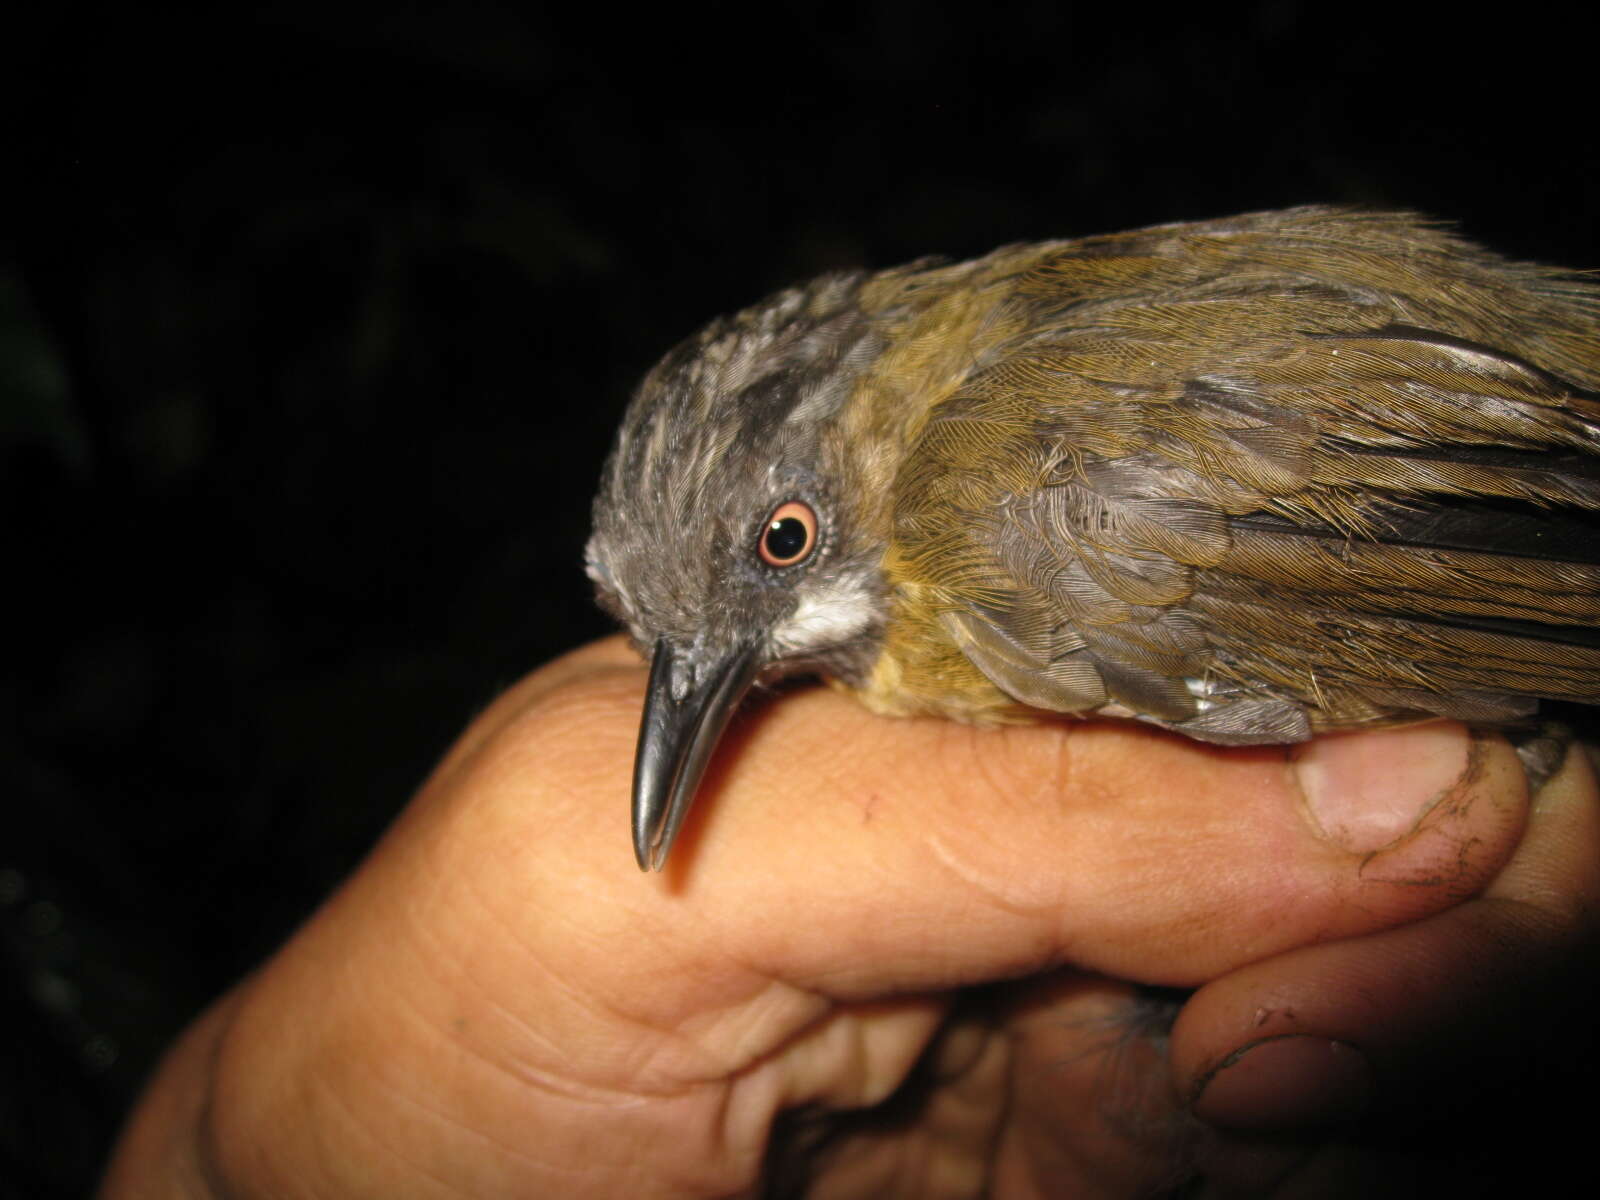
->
[886, 209, 1600, 740]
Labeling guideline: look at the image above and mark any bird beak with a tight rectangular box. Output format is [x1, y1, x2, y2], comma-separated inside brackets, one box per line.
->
[632, 638, 761, 871]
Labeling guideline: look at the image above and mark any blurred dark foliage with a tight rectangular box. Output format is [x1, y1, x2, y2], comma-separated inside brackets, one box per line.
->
[2, 3, 1595, 1193]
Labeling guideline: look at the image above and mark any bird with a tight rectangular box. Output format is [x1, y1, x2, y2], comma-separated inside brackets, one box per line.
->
[585, 206, 1600, 871]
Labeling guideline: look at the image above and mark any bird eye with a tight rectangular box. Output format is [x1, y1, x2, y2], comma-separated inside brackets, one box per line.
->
[758, 501, 818, 568]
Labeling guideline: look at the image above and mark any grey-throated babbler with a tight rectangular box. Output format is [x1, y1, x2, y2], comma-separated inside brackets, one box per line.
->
[586, 207, 1600, 871]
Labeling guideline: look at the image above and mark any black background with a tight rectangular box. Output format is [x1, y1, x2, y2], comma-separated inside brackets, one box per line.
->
[5, 3, 1597, 1193]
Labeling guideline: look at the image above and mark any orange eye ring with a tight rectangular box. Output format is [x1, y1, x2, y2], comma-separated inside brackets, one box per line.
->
[758, 501, 818, 568]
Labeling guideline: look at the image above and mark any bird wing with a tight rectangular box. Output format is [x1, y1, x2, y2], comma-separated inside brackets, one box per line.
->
[890, 217, 1600, 741]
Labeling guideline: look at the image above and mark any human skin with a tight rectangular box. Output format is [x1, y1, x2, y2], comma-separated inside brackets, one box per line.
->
[100, 637, 1600, 1197]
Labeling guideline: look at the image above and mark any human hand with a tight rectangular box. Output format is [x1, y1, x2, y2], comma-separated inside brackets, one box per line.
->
[100, 637, 1600, 1197]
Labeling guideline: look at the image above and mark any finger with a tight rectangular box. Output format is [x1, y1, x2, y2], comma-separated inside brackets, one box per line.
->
[768, 997, 1014, 1197]
[1171, 740, 1600, 1131]
[527, 669, 1528, 989]
[446, 647, 1530, 1055]
[990, 973, 1197, 1198]
[191, 641, 1542, 1197]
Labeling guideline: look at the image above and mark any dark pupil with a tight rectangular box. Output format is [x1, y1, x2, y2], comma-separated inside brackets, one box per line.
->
[765, 517, 808, 562]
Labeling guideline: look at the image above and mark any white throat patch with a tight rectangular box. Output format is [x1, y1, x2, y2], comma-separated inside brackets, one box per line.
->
[770, 579, 878, 654]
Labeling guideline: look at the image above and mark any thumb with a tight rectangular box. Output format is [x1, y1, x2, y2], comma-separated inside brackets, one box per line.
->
[1172, 737, 1596, 1131]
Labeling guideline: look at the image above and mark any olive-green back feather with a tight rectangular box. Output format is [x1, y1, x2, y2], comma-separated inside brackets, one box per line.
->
[864, 206, 1600, 739]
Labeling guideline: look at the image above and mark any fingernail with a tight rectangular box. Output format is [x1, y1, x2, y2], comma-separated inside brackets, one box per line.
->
[1293, 724, 1469, 853]
[1193, 1036, 1372, 1129]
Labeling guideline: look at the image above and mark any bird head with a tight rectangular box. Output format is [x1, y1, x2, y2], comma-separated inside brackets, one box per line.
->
[587, 271, 898, 870]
